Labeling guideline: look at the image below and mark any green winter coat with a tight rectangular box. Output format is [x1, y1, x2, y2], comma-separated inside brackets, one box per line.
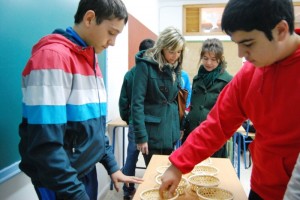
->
[119, 66, 136, 125]
[132, 51, 181, 150]
[183, 69, 232, 142]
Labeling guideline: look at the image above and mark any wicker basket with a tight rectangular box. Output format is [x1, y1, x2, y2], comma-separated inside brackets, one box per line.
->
[188, 175, 220, 192]
[191, 165, 219, 176]
[140, 188, 179, 200]
[155, 174, 188, 195]
[196, 187, 233, 200]
[156, 165, 169, 174]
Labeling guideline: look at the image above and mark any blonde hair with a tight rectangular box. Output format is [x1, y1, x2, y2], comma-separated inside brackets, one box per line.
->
[145, 26, 185, 71]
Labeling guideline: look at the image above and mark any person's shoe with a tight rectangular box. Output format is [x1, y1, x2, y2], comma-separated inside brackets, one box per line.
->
[123, 189, 136, 200]
[123, 195, 132, 200]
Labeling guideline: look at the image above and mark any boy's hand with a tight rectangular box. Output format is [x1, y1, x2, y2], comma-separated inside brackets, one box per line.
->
[159, 164, 182, 198]
[110, 170, 143, 192]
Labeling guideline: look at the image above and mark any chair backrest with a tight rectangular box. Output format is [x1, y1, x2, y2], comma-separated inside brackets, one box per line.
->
[244, 119, 256, 138]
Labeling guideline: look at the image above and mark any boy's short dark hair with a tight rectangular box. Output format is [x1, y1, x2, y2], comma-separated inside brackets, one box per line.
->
[221, 0, 294, 41]
[74, 0, 128, 25]
[139, 39, 155, 51]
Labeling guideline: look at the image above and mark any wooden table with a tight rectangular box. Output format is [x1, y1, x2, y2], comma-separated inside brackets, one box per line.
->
[133, 155, 247, 200]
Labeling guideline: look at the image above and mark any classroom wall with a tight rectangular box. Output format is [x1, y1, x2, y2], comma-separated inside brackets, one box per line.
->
[158, 0, 229, 34]
[128, 14, 157, 69]
[0, 0, 78, 177]
[105, 0, 159, 122]
[0, 1, 114, 199]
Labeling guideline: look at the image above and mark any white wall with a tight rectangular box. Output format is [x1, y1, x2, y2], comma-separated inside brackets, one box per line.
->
[106, 25, 129, 122]
[124, 0, 159, 34]
[158, 0, 231, 41]
[158, 0, 230, 31]
[104, 0, 160, 178]
[106, 0, 159, 122]
[158, 0, 300, 40]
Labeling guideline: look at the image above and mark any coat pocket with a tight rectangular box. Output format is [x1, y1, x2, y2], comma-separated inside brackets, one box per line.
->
[144, 114, 161, 123]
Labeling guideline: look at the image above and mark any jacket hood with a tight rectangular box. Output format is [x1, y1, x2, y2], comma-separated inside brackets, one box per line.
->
[135, 50, 157, 66]
[31, 29, 95, 65]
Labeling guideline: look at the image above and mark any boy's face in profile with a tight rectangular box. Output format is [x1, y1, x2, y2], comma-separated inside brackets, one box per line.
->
[231, 29, 280, 67]
[85, 17, 125, 54]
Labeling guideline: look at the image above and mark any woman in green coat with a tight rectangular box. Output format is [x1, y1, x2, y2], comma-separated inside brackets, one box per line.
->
[132, 27, 186, 166]
[182, 38, 232, 158]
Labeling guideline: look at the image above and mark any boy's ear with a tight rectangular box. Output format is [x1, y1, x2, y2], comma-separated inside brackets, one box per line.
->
[83, 10, 96, 27]
[275, 20, 289, 41]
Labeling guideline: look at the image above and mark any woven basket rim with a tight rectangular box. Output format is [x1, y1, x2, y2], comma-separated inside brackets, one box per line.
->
[188, 174, 220, 187]
[140, 188, 179, 200]
[196, 187, 233, 200]
[191, 165, 219, 175]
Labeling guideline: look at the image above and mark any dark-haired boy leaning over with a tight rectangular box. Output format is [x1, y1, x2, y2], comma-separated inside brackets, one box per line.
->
[159, 0, 300, 199]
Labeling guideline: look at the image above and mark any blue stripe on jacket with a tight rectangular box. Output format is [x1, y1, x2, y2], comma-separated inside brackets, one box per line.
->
[22, 103, 107, 124]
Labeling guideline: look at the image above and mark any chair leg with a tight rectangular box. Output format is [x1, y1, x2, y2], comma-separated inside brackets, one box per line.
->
[243, 137, 247, 169]
[245, 142, 252, 169]
[232, 133, 240, 179]
[232, 135, 235, 165]
[237, 133, 241, 179]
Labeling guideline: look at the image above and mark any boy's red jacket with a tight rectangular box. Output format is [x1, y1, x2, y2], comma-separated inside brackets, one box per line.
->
[170, 44, 300, 200]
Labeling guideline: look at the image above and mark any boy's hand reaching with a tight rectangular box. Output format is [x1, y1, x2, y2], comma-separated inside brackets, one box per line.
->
[159, 164, 182, 198]
[110, 170, 143, 192]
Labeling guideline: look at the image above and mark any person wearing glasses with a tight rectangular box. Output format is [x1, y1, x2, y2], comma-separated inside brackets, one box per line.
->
[181, 38, 232, 159]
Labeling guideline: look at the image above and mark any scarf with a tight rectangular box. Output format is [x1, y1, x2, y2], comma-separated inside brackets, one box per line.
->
[197, 65, 222, 88]
[165, 61, 178, 82]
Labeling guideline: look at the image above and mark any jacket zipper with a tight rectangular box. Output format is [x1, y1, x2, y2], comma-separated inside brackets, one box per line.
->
[72, 134, 77, 153]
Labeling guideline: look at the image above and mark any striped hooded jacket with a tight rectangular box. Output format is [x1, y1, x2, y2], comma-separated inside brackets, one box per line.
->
[19, 30, 118, 199]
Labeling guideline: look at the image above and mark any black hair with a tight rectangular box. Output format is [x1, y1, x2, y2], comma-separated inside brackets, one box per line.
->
[139, 39, 155, 51]
[221, 0, 294, 41]
[74, 0, 128, 25]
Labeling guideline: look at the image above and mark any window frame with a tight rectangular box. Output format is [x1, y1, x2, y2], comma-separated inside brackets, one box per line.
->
[183, 4, 226, 36]
[183, 3, 300, 36]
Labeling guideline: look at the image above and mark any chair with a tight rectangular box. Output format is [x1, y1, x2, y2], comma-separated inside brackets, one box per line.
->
[232, 132, 241, 179]
[237, 120, 256, 169]
[174, 139, 182, 150]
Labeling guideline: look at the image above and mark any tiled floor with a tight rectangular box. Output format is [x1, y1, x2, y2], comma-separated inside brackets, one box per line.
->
[104, 152, 252, 199]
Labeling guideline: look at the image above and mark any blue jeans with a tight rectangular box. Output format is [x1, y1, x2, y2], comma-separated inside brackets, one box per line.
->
[122, 125, 139, 196]
[34, 167, 98, 200]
